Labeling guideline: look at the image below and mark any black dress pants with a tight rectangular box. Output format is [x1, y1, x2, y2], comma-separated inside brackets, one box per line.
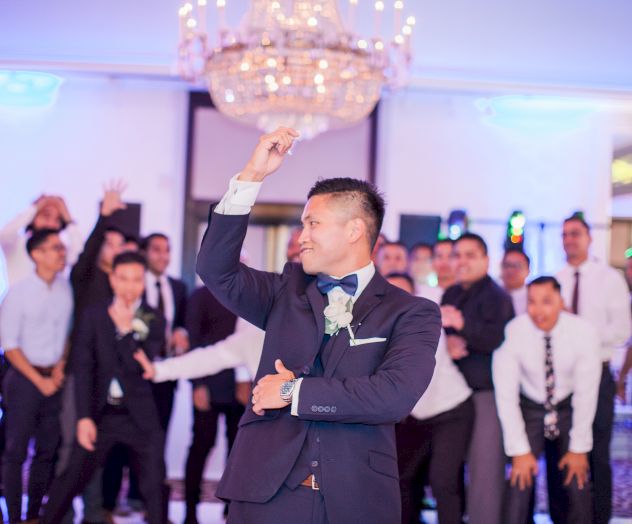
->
[184, 401, 244, 510]
[2, 368, 61, 523]
[42, 407, 166, 524]
[503, 396, 592, 524]
[396, 398, 474, 524]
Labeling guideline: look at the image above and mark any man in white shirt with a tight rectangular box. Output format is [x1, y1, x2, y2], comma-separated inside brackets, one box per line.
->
[556, 215, 631, 524]
[190, 128, 441, 524]
[500, 249, 530, 316]
[416, 238, 455, 300]
[393, 270, 473, 524]
[0, 196, 83, 288]
[493, 276, 601, 524]
[0, 229, 73, 523]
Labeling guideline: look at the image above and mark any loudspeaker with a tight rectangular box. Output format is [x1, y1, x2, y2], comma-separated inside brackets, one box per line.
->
[399, 214, 442, 251]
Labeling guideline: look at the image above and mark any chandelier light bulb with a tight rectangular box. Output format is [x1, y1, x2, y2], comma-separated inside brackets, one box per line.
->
[177, 0, 413, 139]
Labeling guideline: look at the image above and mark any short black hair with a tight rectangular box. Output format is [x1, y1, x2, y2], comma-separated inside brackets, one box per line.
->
[26, 229, 60, 256]
[563, 215, 591, 233]
[112, 251, 147, 271]
[105, 226, 126, 238]
[124, 234, 139, 246]
[527, 276, 561, 293]
[380, 240, 408, 253]
[410, 242, 433, 254]
[503, 249, 531, 268]
[140, 232, 169, 251]
[307, 178, 385, 249]
[385, 272, 415, 291]
[455, 232, 488, 256]
[432, 238, 454, 255]
[26, 218, 67, 234]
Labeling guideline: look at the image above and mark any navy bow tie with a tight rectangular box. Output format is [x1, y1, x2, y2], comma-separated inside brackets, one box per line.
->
[316, 273, 358, 296]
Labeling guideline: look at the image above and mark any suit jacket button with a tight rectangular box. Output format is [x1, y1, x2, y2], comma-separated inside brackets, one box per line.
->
[317, 406, 324, 413]
[324, 406, 331, 413]
[311, 405, 318, 413]
[331, 406, 337, 413]
[302, 366, 311, 375]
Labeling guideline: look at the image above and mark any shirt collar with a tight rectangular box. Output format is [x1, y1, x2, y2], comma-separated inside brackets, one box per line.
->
[146, 271, 167, 286]
[329, 262, 376, 301]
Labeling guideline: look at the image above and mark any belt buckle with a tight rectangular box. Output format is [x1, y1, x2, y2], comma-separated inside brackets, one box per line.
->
[311, 475, 319, 491]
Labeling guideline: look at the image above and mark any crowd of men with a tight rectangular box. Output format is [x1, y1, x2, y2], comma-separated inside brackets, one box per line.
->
[0, 184, 630, 524]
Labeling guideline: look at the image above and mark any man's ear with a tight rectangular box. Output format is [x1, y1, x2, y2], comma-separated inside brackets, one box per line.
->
[347, 218, 366, 244]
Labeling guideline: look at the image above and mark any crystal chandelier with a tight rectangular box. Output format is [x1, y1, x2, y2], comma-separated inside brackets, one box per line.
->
[178, 0, 414, 139]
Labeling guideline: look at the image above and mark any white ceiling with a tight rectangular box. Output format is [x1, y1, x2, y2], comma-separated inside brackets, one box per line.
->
[1, 0, 631, 92]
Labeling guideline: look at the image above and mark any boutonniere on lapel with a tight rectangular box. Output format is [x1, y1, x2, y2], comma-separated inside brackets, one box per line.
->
[324, 288, 356, 342]
[131, 309, 154, 342]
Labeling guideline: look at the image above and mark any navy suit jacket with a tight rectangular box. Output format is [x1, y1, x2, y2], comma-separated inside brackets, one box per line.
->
[196, 211, 440, 524]
[72, 301, 165, 433]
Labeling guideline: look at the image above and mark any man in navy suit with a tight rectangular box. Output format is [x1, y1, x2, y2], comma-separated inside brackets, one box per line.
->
[42, 252, 167, 524]
[196, 127, 441, 524]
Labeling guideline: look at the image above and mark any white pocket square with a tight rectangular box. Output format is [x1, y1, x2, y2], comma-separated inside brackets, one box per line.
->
[349, 337, 387, 347]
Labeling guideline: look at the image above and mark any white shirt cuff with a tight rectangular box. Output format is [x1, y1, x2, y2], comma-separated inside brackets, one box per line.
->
[290, 377, 304, 416]
[235, 365, 251, 383]
[214, 174, 262, 215]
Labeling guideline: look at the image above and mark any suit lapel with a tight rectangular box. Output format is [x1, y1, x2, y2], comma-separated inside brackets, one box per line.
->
[305, 277, 326, 337]
[323, 273, 387, 378]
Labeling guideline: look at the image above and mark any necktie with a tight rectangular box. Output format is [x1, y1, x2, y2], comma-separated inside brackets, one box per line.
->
[316, 273, 358, 296]
[156, 280, 165, 315]
[543, 335, 560, 440]
[571, 270, 580, 315]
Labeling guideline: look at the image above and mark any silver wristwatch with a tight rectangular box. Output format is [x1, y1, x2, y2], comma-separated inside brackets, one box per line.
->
[280, 378, 297, 404]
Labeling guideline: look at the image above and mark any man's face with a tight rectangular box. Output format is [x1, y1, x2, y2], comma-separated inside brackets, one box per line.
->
[99, 231, 125, 268]
[454, 239, 488, 286]
[501, 251, 530, 291]
[409, 246, 432, 282]
[562, 220, 591, 261]
[298, 194, 356, 275]
[32, 203, 63, 231]
[432, 242, 456, 283]
[109, 262, 146, 304]
[376, 245, 408, 276]
[145, 236, 170, 275]
[527, 282, 564, 332]
[32, 233, 67, 274]
[286, 228, 302, 263]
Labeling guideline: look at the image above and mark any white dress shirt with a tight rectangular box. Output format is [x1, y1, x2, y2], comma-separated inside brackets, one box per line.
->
[556, 259, 631, 362]
[508, 285, 528, 316]
[0, 272, 73, 366]
[145, 272, 175, 332]
[153, 318, 265, 383]
[492, 312, 601, 456]
[412, 286, 472, 419]
[214, 175, 377, 415]
[0, 205, 83, 287]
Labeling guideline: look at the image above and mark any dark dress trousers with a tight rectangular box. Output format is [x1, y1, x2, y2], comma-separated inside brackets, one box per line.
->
[183, 286, 244, 513]
[196, 210, 441, 524]
[42, 303, 167, 524]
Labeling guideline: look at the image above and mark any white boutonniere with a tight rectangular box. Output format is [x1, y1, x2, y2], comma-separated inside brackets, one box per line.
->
[324, 289, 355, 341]
[131, 309, 154, 341]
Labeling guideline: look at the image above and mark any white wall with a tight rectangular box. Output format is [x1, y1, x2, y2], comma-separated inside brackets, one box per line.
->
[0, 76, 188, 273]
[376, 90, 614, 277]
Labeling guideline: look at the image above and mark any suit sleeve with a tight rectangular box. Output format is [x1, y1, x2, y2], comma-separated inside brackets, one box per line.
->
[445, 290, 514, 355]
[70, 215, 109, 291]
[196, 210, 287, 330]
[73, 310, 97, 420]
[295, 300, 440, 424]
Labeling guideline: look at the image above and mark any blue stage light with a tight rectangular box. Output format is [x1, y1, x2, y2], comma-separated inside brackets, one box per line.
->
[0, 70, 63, 108]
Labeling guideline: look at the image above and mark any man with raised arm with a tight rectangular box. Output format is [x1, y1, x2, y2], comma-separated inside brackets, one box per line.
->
[194, 127, 440, 524]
